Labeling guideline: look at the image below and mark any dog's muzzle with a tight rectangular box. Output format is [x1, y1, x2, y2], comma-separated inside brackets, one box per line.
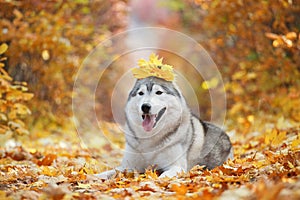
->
[141, 106, 166, 132]
[141, 103, 151, 114]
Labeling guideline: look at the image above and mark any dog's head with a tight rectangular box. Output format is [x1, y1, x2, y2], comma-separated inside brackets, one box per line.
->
[125, 76, 185, 135]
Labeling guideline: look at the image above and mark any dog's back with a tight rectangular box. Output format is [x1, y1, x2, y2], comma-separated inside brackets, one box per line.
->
[197, 120, 233, 169]
[186, 115, 233, 170]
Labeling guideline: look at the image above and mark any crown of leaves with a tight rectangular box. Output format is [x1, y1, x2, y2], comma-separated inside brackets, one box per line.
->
[131, 53, 175, 82]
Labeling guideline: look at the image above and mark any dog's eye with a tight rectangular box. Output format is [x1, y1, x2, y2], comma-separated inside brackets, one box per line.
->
[156, 91, 163, 95]
[138, 91, 144, 96]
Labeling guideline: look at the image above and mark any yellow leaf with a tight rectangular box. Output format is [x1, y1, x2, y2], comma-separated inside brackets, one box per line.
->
[11, 85, 28, 92]
[0, 113, 7, 121]
[8, 121, 23, 130]
[0, 68, 12, 80]
[265, 129, 286, 147]
[42, 50, 50, 61]
[291, 137, 300, 150]
[264, 129, 277, 145]
[131, 53, 175, 81]
[6, 91, 34, 101]
[288, 161, 294, 169]
[21, 93, 34, 101]
[232, 70, 246, 80]
[0, 43, 8, 55]
[15, 126, 29, 135]
[0, 57, 7, 62]
[79, 166, 94, 175]
[246, 72, 257, 80]
[0, 124, 10, 134]
[13, 103, 31, 115]
[145, 169, 158, 179]
[247, 115, 254, 123]
[77, 183, 91, 189]
[13, 9, 23, 19]
[0, 191, 8, 200]
[253, 160, 267, 168]
[285, 32, 297, 40]
[137, 59, 148, 67]
[13, 119, 25, 127]
[41, 166, 57, 176]
[272, 131, 286, 146]
[201, 77, 219, 90]
[273, 39, 283, 47]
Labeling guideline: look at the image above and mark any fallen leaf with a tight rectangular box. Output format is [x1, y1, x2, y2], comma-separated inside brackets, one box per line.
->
[0, 43, 8, 55]
[170, 183, 188, 195]
[38, 154, 57, 166]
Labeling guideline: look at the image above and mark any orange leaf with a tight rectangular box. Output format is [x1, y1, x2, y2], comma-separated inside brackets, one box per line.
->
[170, 183, 188, 195]
[38, 154, 57, 166]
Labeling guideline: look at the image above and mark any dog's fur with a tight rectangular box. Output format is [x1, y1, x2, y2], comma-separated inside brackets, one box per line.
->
[97, 76, 233, 178]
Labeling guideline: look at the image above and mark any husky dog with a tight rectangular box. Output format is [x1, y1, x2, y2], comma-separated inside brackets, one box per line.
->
[97, 76, 233, 178]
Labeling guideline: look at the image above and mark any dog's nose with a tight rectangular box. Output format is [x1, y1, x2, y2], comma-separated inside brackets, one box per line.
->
[141, 103, 151, 113]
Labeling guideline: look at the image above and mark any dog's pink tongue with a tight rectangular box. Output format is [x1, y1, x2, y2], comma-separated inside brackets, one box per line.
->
[142, 115, 155, 132]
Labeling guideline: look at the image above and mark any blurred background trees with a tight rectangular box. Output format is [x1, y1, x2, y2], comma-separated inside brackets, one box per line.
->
[0, 43, 33, 136]
[0, 0, 128, 137]
[0, 0, 299, 139]
[191, 0, 300, 132]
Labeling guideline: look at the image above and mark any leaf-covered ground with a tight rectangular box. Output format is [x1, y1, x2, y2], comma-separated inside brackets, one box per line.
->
[0, 123, 299, 199]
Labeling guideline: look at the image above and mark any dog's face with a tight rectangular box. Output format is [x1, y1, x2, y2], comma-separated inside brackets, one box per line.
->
[126, 76, 184, 135]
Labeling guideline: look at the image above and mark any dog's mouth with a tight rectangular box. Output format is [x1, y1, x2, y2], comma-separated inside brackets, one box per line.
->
[142, 107, 166, 132]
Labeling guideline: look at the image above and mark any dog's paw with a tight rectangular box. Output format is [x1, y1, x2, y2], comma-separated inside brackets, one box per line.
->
[159, 166, 185, 178]
[94, 169, 116, 180]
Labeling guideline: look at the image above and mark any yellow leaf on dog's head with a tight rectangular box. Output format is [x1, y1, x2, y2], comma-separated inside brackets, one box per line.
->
[131, 53, 175, 82]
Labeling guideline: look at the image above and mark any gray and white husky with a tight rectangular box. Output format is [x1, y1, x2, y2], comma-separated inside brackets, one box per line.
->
[97, 76, 233, 178]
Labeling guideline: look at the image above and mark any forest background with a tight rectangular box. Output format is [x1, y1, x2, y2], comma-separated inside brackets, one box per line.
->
[0, 0, 299, 199]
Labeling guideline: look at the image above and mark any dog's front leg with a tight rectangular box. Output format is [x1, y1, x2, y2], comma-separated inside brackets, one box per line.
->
[95, 169, 117, 179]
[159, 166, 186, 178]
[95, 166, 126, 179]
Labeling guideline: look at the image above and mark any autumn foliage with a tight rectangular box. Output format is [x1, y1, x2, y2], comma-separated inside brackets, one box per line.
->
[0, 125, 299, 199]
[0, 0, 128, 129]
[191, 0, 300, 130]
[154, 0, 298, 133]
[0, 43, 33, 136]
[0, 0, 299, 199]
